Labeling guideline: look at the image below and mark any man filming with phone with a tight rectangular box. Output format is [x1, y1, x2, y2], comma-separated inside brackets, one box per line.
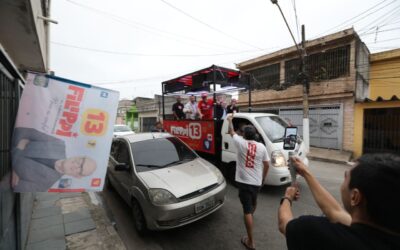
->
[227, 114, 269, 250]
[278, 154, 400, 250]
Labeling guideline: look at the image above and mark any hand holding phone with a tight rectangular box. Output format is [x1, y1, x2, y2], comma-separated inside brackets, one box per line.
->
[288, 152, 297, 185]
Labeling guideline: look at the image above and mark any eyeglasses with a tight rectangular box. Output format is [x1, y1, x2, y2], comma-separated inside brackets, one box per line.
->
[79, 157, 86, 176]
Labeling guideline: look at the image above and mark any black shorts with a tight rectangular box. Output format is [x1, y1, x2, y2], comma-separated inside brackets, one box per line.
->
[237, 182, 261, 214]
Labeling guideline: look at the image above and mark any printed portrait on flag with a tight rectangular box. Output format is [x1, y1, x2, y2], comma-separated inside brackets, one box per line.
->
[11, 72, 119, 192]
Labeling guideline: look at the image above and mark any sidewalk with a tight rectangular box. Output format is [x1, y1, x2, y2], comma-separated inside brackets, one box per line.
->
[308, 147, 353, 164]
[25, 192, 126, 250]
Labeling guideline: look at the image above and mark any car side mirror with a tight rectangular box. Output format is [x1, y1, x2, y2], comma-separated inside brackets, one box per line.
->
[283, 127, 298, 150]
[115, 163, 130, 171]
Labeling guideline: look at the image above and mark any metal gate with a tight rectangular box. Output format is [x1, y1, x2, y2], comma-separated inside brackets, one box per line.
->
[363, 108, 400, 155]
[0, 70, 18, 181]
[279, 105, 343, 149]
[0, 54, 22, 250]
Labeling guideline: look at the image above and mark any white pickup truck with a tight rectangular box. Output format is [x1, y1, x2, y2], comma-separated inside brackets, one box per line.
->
[220, 113, 309, 186]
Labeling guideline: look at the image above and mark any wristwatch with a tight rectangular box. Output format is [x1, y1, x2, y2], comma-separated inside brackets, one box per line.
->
[280, 196, 292, 206]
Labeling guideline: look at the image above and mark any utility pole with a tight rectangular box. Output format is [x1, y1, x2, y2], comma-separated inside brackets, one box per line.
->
[271, 0, 310, 152]
[300, 25, 310, 153]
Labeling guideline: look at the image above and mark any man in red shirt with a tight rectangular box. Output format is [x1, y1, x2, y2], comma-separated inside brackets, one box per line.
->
[198, 92, 214, 120]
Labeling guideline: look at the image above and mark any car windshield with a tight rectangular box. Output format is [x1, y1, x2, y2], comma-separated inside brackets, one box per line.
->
[131, 137, 197, 172]
[114, 125, 131, 132]
[255, 116, 289, 143]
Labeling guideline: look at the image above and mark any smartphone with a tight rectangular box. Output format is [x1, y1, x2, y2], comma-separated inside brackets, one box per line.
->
[283, 127, 298, 150]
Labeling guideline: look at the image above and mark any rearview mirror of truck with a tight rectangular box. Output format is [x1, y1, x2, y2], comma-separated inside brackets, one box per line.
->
[283, 127, 298, 150]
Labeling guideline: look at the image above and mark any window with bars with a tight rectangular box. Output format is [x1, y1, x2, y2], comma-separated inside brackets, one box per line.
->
[285, 58, 301, 85]
[285, 45, 351, 84]
[0, 72, 19, 181]
[248, 63, 280, 90]
[308, 45, 350, 81]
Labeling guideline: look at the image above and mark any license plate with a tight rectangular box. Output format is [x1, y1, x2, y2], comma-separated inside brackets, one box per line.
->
[195, 198, 215, 214]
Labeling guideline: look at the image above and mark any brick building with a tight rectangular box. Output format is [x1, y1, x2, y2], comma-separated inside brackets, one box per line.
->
[237, 28, 369, 152]
[116, 99, 135, 125]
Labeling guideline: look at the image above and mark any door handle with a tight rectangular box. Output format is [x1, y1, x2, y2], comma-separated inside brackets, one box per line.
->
[224, 142, 229, 149]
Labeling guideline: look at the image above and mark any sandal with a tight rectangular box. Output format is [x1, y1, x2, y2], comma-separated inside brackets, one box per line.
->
[241, 236, 256, 250]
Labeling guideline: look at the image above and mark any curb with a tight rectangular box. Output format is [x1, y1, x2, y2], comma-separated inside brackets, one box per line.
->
[308, 156, 352, 165]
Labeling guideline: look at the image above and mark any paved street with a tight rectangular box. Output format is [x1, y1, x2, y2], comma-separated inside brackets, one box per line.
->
[100, 160, 350, 250]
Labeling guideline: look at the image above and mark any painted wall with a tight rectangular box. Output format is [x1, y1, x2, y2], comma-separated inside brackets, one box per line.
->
[369, 49, 400, 99]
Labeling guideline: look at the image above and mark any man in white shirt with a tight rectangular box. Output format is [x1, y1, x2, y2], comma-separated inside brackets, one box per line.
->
[183, 95, 199, 120]
[227, 114, 270, 250]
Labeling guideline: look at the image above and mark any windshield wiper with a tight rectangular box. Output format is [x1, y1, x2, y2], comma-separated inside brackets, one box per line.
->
[162, 158, 193, 168]
[135, 164, 163, 169]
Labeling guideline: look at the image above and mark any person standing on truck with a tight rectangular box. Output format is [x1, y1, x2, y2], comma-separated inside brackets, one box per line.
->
[198, 92, 214, 120]
[215, 95, 226, 120]
[172, 96, 185, 120]
[183, 95, 199, 120]
[227, 114, 270, 250]
[227, 98, 239, 114]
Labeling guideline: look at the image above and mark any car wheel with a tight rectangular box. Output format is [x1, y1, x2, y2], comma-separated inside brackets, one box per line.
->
[131, 199, 148, 235]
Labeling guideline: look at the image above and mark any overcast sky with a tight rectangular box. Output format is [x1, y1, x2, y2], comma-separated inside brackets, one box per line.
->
[50, 0, 400, 99]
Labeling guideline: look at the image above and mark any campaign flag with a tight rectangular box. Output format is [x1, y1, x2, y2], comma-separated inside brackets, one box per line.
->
[11, 72, 119, 192]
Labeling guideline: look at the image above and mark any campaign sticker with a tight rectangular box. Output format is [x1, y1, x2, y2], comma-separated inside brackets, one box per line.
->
[91, 178, 101, 187]
[58, 178, 72, 188]
[203, 139, 211, 150]
[100, 91, 109, 98]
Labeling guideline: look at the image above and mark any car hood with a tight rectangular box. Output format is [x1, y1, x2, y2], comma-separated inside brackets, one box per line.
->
[137, 158, 219, 198]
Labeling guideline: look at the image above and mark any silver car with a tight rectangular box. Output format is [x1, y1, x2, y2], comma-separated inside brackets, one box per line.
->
[106, 133, 226, 233]
[113, 124, 135, 137]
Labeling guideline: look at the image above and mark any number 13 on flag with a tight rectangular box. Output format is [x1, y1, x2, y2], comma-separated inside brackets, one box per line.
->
[81, 109, 109, 136]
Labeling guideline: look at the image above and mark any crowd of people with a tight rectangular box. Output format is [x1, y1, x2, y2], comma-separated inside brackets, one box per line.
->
[172, 92, 239, 121]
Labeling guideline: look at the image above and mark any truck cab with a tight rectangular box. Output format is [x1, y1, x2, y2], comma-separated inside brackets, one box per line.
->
[221, 113, 309, 186]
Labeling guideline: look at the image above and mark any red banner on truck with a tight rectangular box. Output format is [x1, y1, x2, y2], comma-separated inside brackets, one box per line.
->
[163, 120, 215, 154]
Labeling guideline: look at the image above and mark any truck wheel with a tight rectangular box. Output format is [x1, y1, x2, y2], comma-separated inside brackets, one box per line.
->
[131, 199, 148, 235]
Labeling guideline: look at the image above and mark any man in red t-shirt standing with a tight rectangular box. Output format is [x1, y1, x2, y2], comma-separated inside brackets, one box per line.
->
[198, 92, 214, 120]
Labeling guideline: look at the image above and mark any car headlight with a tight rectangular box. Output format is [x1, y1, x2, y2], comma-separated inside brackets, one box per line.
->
[271, 150, 286, 168]
[213, 167, 225, 185]
[148, 189, 178, 205]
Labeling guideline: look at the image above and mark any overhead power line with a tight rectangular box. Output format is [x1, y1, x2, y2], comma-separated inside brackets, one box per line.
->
[158, 0, 263, 50]
[51, 41, 276, 57]
[379, 10, 400, 27]
[360, 27, 400, 36]
[291, 0, 300, 42]
[65, 0, 242, 52]
[315, 0, 393, 37]
[358, 4, 400, 34]
[95, 63, 400, 86]
[366, 36, 400, 43]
